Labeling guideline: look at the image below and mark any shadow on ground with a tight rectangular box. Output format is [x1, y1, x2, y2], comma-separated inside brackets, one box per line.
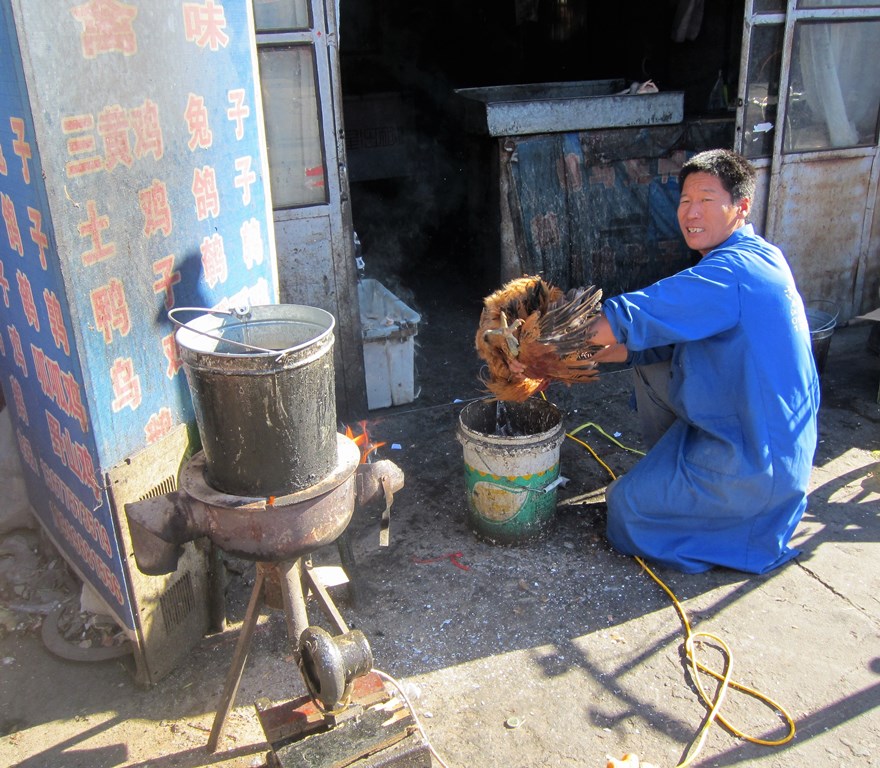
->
[1, 271, 878, 768]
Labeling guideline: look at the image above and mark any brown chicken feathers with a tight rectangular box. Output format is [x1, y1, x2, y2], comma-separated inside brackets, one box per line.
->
[475, 275, 604, 401]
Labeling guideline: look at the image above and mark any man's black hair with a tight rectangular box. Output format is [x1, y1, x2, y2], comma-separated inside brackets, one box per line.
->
[679, 149, 757, 204]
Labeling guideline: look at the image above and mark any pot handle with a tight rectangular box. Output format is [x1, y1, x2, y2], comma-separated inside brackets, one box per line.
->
[167, 306, 282, 356]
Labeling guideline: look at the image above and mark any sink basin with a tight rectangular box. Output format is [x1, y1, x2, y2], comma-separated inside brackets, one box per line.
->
[455, 79, 684, 136]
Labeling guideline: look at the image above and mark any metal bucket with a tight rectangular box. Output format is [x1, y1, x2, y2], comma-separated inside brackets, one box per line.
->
[456, 399, 565, 545]
[805, 299, 839, 376]
[171, 305, 337, 497]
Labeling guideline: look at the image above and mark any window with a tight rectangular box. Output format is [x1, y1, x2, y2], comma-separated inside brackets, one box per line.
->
[755, 0, 786, 12]
[253, 0, 310, 31]
[798, 0, 880, 7]
[785, 20, 880, 151]
[258, 45, 328, 207]
[742, 24, 785, 158]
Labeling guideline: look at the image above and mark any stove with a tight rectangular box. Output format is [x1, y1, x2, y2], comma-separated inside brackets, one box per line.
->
[124, 304, 430, 766]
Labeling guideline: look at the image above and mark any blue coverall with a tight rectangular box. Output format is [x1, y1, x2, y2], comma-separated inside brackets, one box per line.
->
[601, 224, 820, 574]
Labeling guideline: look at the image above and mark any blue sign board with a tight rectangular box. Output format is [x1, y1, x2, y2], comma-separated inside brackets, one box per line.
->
[0, 0, 277, 629]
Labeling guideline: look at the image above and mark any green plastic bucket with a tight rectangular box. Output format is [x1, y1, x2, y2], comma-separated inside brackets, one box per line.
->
[456, 399, 565, 545]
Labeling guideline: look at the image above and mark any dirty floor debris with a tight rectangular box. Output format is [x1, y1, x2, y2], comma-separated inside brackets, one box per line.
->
[1, 274, 879, 768]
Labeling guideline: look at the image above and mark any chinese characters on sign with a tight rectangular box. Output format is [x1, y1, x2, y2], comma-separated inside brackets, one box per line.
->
[0, 0, 276, 626]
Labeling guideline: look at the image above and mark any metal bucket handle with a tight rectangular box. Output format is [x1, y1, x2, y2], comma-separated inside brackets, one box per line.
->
[168, 306, 305, 359]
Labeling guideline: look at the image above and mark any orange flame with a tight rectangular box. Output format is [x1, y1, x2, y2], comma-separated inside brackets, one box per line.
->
[345, 420, 386, 464]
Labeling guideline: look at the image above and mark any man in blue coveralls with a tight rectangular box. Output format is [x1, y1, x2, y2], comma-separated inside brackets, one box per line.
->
[586, 149, 820, 574]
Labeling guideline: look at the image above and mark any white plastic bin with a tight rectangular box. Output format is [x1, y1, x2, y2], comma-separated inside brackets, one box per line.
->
[358, 279, 421, 409]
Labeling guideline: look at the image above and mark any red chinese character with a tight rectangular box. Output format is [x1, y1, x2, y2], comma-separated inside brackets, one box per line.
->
[0, 141, 7, 175]
[30, 345, 50, 402]
[16, 430, 38, 474]
[192, 166, 219, 220]
[62, 114, 104, 177]
[90, 278, 130, 343]
[145, 407, 173, 444]
[48, 420, 100, 501]
[110, 357, 141, 412]
[0, 261, 10, 307]
[78, 200, 116, 265]
[227, 89, 249, 140]
[1, 192, 24, 256]
[98, 104, 133, 171]
[35, 348, 66, 417]
[183, 0, 229, 51]
[7, 324, 27, 376]
[185, 94, 213, 151]
[139, 179, 172, 237]
[16, 270, 39, 331]
[62, 373, 89, 433]
[78, 443, 101, 502]
[240, 217, 264, 269]
[162, 332, 183, 378]
[234, 156, 256, 205]
[200, 232, 227, 289]
[130, 99, 163, 161]
[44, 289, 71, 356]
[46, 409, 63, 457]
[10, 118, 31, 185]
[152, 254, 181, 310]
[10, 376, 28, 426]
[71, 0, 138, 59]
[28, 208, 49, 270]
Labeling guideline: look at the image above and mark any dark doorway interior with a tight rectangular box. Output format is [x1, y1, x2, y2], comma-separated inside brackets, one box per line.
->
[339, 0, 745, 305]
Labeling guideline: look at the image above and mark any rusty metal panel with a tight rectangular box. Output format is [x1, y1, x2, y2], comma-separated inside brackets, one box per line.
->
[767, 154, 874, 319]
[750, 163, 772, 237]
[501, 121, 735, 296]
[865, 174, 880, 310]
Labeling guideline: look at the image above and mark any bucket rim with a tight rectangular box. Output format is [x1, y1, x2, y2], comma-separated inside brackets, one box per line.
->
[170, 304, 335, 358]
[804, 299, 839, 334]
[457, 398, 565, 447]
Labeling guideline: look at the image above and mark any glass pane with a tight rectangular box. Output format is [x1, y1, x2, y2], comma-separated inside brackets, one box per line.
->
[754, 0, 786, 12]
[253, 0, 310, 31]
[742, 24, 784, 158]
[258, 46, 327, 208]
[799, 0, 880, 7]
[786, 20, 880, 151]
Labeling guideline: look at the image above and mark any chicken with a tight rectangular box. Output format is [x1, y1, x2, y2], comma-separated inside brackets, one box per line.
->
[475, 274, 604, 401]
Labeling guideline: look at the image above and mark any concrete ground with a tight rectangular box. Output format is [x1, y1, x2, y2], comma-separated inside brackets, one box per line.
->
[1, 276, 878, 768]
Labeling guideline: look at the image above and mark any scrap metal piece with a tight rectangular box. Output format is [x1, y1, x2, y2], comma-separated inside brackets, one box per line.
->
[354, 459, 403, 547]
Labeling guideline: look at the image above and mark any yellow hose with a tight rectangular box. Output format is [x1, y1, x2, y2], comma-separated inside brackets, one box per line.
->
[553, 399, 796, 764]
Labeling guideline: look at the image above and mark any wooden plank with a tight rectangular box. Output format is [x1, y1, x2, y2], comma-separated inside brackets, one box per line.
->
[272, 703, 416, 767]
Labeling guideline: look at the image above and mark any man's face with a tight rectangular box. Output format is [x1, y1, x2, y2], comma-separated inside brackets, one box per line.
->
[677, 171, 749, 255]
